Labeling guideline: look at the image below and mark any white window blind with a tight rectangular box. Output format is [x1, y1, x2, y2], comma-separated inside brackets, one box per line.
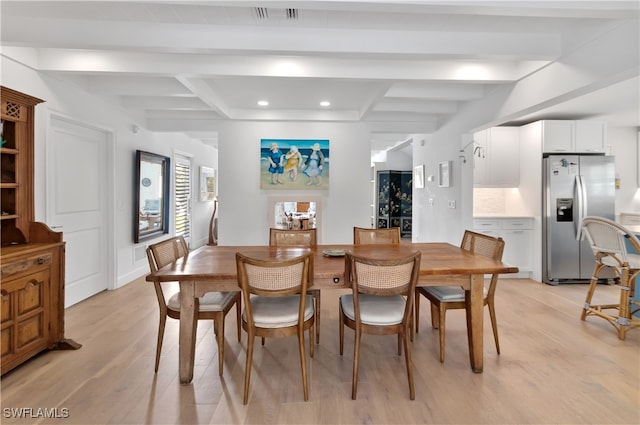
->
[174, 160, 191, 239]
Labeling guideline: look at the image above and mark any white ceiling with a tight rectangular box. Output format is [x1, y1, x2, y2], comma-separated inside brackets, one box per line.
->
[1, 1, 638, 156]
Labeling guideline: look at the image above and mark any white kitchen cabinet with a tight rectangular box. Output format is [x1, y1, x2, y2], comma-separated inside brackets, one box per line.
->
[575, 120, 606, 153]
[541, 120, 573, 152]
[473, 217, 533, 274]
[473, 127, 520, 187]
[542, 120, 606, 153]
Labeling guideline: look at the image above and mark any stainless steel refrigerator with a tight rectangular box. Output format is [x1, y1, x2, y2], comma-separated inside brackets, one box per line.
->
[542, 154, 615, 285]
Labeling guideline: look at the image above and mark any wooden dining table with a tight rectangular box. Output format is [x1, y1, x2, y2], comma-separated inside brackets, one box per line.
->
[146, 242, 519, 384]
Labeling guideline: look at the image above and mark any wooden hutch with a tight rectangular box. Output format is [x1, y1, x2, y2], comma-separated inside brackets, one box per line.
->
[1, 86, 78, 375]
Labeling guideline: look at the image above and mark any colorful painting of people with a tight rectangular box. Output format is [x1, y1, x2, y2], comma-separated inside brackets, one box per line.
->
[260, 139, 330, 190]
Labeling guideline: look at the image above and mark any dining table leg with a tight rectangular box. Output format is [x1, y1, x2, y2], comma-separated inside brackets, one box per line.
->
[179, 280, 198, 384]
[465, 273, 484, 373]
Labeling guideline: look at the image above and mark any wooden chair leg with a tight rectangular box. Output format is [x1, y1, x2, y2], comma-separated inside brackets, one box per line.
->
[297, 329, 309, 401]
[581, 264, 604, 321]
[309, 323, 315, 358]
[397, 333, 402, 355]
[414, 292, 421, 333]
[402, 329, 415, 400]
[487, 298, 500, 354]
[351, 329, 361, 400]
[438, 305, 446, 363]
[339, 305, 345, 355]
[617, 270, 632, 340]
[409, 308, 414, 342]
[154, 313, 167, 372]
[430, 302, 440, 329]
[313, 290, 321, 344]
[236, 297, 242, 342]
[243, 333, 255, 405]
[215, 316, 225, 376]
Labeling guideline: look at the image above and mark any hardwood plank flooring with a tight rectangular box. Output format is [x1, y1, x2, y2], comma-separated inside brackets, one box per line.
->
[1, 277, 638, 424]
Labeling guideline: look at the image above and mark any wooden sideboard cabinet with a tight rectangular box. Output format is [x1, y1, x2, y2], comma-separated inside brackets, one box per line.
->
[1, 87, 79, 375]
[1, 234, 70, 374]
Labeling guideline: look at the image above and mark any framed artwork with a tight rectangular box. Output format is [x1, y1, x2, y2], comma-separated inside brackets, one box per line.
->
[260, 139, 330, 190]
[438, 161, 451, 188]
[413, 164, 424, 188]
[200, 166, 216, 201]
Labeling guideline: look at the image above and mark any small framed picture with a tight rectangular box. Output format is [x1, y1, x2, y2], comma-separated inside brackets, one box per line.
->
[438, 161, 451, 188]
[413, 164, 424, 189]
[200, 166, 216, 201]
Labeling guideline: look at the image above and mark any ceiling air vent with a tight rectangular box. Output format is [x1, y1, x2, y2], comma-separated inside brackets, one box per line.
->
[286, 8, 298, 20]
[254, 7, 268, 19]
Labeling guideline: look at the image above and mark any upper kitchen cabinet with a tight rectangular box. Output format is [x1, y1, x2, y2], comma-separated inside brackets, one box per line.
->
[473, 127, 520, 187]
[541, 120, 606, 153]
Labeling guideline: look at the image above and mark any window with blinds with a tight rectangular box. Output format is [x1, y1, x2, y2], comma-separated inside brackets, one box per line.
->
[174, 160, 191, 239]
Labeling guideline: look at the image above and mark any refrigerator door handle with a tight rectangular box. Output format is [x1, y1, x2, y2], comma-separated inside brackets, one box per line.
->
[575, 175, 588, 240]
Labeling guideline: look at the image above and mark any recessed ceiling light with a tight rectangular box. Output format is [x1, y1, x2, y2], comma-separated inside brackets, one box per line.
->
[257, 100, 269, 106]
[320, 101, 331, 107]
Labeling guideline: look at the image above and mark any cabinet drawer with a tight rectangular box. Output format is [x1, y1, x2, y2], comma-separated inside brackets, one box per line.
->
[473, 219, 500, 230]
[1, 253, 52, 278]
[501, 218, 533, 230]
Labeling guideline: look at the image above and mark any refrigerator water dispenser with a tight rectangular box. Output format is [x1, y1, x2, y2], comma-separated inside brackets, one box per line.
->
[556, 198, 573, 222]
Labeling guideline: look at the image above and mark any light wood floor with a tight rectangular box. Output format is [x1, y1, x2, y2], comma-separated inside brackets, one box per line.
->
[1, 277, 638, 424]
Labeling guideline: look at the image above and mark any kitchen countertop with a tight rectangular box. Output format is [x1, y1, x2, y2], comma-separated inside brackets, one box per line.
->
[473, 215, 535, 219]
[624, 224, 640, 235]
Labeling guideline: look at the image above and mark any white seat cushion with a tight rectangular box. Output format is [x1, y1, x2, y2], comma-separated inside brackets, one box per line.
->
[167, 291, 237, 312]
[245, 294, 314, 328]
[600, 253, 640, 270]
[340, 293, 406, 326]
[424, 285, 488, 302]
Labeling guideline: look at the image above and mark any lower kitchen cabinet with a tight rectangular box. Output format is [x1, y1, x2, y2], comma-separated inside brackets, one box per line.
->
[473, 217, 533, 275]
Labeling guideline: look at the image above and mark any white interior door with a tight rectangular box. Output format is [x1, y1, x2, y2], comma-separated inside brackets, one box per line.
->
[48, 116, 108, 307]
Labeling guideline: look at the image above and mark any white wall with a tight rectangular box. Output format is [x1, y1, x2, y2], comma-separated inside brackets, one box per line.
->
[2, 54, 218, 287]
[610, 126, 640, 216]
[216, 121, 371, 245]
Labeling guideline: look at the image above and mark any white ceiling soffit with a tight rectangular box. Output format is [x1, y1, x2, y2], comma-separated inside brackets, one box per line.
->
[0, 0, 638, 155]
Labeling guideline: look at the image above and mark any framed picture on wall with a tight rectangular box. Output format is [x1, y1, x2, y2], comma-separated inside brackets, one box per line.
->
[260, 139, 330, 190]
[413, 164, 424, 189]
[438, 161, 451, 188]
[200, 166, 216, 201]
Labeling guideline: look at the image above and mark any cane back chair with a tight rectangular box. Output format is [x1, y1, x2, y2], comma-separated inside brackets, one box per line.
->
[236, 251, 315, 404]
[353, 226, 401, 245]
[146, 236, 241, 375]
[269, 228, 321, 344]
[580, 216, 640, 339]
[414, 230, 505, 363]
[339, 251, 421, 400]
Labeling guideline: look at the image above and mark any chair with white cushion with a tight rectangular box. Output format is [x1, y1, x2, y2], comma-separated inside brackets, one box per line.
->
[414, 230, 505, 363]
[339, 251, 421, 400]
[580, 216, 640, 339]
[236, 251, 315, 404]
[269, 227, 321, 343]
[353, 226, 401, 245]
[146, 236, 241, 375]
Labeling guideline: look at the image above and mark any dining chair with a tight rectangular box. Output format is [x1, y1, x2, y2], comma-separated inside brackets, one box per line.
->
[269, 228, 321, 343]
[414, 230, 505, 363]
[236, 251, 315, 404]
[580, 216, 640, 339]
[353, 226, 401, 244]
[339, 251, 421, 400]
[146, 236, 241, 375]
